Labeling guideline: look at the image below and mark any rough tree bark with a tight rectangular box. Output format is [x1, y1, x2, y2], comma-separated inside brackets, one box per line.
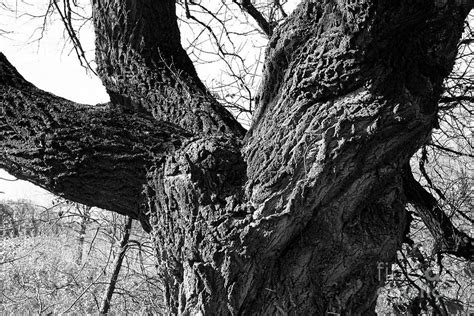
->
[1, 0, 473, 314]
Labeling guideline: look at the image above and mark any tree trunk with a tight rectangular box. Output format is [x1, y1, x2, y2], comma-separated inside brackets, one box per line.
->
[76, 215, 87, 265]
[75, 204, 92, 265]
[99, 216, 133, 314]
[0, 0, 472, 314]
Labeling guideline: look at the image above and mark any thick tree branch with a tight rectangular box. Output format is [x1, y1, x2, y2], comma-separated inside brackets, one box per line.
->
[0, 52, 189, 227]
[243, 0, 468, 254]
[402, 164, 473, 260]
[92, 0, 245, 137]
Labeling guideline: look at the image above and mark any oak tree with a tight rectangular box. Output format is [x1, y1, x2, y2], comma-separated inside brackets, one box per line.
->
[1, 0, 473, 314]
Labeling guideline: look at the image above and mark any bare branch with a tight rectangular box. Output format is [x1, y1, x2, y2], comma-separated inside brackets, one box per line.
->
[231, 0, 274, 37]
[0, 176, 18, 181]
[428, 142, 474, 158]
[439, 95, 474, 103]
[51, 0, 97, 75]
[273, 0, 288, 18]
[402, 164, 473, 260]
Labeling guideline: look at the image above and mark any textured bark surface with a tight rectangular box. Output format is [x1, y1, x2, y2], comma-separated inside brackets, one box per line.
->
[92, 0, 245, 136]
[0, 52, 188, 224]
[0, 0, 472, 315]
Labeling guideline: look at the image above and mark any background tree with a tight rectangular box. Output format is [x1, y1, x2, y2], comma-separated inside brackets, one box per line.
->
[0, 0, 473, 314]
[0, 200, 47, 238]
[1, 201, 163, 314]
